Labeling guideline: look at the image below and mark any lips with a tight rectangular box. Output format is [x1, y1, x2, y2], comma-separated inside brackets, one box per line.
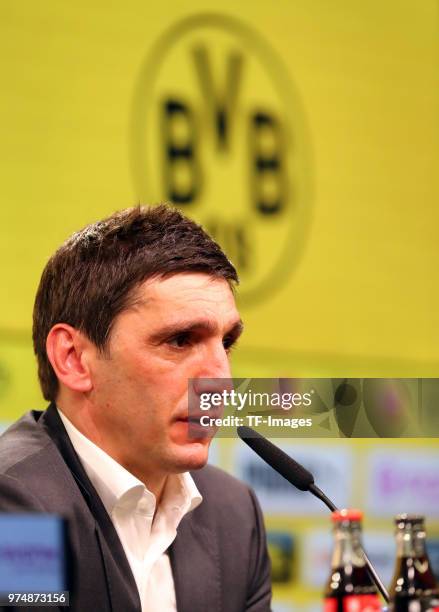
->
[176, 414, 216, 430]
[175, 410, 221, 424]
[172, 413, 217, 440]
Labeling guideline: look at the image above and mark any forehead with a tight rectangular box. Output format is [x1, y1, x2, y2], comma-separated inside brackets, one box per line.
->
[126, 272, 239, 325]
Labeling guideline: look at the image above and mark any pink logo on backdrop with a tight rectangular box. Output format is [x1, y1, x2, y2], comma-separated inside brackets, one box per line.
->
[377, 465, 439, 501]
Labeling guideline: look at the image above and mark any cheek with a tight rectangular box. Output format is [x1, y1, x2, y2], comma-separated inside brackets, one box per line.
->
[90, 360, 142, 407]
[95, 349, 191, 407]
[107, 353, 156, 388]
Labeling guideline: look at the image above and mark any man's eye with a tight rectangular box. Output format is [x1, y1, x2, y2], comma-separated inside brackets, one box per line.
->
[223, 336, 237, 352]
[168, 333, 191, 348]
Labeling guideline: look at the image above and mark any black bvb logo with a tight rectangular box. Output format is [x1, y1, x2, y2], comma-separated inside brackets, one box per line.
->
[131, 13, 313, 306]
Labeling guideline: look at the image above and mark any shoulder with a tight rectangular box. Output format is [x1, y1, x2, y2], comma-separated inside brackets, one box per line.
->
[0, 410, 50, 475]
[190, 463, 262, 525]
[0, 411, 53, 510]
[0, 409, 80, 513]
[191, 463, 254, 501]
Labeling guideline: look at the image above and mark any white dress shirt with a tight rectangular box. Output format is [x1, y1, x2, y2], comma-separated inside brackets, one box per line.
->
[57, 409, 202, 612]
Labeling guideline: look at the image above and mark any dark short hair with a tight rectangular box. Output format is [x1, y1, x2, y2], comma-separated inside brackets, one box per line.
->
[33, 204, 239, 401]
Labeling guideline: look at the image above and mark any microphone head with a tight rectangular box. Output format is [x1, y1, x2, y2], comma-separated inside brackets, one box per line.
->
[237, 425, 314, 492]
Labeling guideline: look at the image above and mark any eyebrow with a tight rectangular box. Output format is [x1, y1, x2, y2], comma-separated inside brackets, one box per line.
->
[148, 318, 244, 344]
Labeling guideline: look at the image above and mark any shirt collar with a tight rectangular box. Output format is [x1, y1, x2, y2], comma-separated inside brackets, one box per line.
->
[57, 408, 202, 518]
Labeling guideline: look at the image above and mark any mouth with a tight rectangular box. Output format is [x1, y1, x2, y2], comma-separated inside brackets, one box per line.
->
[173, 412, 218, 439]
[175, 410, 220, 423]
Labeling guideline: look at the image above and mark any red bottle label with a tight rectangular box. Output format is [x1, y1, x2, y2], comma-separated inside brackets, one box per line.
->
[324, 595, 382, 612]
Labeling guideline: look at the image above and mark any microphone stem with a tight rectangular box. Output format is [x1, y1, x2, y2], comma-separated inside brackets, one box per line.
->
[309, 484, 389, 603]
[309, 483, 337, 512]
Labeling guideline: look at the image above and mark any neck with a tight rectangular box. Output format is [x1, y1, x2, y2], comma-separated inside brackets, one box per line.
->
[57, 399, 168, 503]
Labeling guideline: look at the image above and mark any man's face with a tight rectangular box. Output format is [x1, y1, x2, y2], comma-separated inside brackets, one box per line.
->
[85, 272, 242, 480]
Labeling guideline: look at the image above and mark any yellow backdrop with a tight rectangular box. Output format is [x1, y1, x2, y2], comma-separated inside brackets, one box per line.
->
[1, 2, 438, 610]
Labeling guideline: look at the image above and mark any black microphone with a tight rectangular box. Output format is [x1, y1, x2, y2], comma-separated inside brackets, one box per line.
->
[237, 425, 389, 603]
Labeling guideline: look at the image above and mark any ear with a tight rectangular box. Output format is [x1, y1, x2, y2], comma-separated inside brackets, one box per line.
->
[46, 324, 94, 394]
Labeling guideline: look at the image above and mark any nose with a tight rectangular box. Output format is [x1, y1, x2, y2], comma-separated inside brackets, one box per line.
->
[188, 343, 233, 417]
[196, 340, 232, 380]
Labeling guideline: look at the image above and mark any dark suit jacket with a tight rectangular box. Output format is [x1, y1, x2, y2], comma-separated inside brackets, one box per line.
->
[0, 404, 272, 611]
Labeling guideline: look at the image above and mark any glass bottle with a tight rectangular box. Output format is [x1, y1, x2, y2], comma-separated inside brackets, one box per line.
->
[324, 508, 381, 612]
[389, 514, 438, 612]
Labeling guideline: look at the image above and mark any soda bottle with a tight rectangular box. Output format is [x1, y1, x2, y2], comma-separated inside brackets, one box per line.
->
[389, 514, 439, 612]
[424, 595, 439, 612]
[324, 508, 381, 612]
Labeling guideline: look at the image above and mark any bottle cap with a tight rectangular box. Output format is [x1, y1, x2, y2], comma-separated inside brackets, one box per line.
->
[331, 508, 363, 522]
[394, 514, 424, 526]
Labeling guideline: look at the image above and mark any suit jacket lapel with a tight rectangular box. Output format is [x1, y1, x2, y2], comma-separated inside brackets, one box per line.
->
[170, 510, 221, 612]
[40, 404, 141, 612]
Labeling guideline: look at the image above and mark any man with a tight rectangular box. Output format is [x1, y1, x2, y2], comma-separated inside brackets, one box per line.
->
[0, 205, 272, 611]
